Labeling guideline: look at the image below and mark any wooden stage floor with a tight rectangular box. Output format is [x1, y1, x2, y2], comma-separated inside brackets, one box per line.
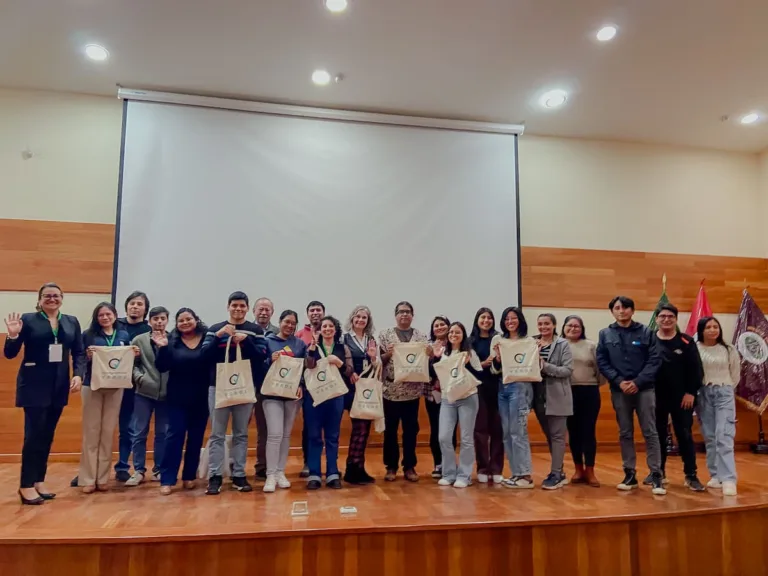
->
[1, 450, 767, 576]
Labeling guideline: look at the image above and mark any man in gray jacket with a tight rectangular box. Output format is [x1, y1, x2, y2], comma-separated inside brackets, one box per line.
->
[596, 296, 665, 495]
[125, 307, 170, 486]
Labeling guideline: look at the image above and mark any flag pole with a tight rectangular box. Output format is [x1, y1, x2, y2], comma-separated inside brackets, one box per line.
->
[753, 416, 768, 455]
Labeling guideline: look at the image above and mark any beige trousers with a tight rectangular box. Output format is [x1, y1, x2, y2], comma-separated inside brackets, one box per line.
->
[78, 386, 124, 487]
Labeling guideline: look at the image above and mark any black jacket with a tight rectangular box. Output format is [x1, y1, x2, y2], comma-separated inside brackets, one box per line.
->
[3, 312, 86, 408]
[596, 321, 661, 392]
[655, 332, 703, 399]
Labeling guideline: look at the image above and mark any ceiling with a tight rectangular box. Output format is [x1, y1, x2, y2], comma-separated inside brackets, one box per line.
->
[2, 0, 768, 152]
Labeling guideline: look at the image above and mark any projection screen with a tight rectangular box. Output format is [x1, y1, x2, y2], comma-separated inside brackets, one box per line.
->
[114, 95, 522, 332]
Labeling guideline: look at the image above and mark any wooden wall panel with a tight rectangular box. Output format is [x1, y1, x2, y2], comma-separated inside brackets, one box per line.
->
[521, 246, 768, 312]
[0, 219, 114, 293]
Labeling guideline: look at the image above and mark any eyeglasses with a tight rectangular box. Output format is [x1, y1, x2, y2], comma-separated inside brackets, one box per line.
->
[396, 310, 412, 316]
[657, 314, 676, 320]
[41, 294, 62, 300]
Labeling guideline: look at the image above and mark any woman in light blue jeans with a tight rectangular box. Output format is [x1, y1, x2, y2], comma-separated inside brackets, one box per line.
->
[433, 322, 483, 488]
[492, 307, 535, 489]
[696, 316, 741, 496]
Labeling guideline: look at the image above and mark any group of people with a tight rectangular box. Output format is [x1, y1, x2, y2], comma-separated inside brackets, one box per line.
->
[4, 284, 741, 506]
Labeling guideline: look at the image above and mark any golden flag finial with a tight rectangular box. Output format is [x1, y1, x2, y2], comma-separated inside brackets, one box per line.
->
[662, 273, 667, 291]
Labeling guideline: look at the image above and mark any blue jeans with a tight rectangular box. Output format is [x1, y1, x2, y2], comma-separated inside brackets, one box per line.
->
[439, 394, 479, 484]
[130, 394, 168, 475]
[697, 385, 737, 483]
[115, 386, 135, 473]
[303, 393, 344, 482]
[498, 382, 533, 477]
[161, 403, 208, 486]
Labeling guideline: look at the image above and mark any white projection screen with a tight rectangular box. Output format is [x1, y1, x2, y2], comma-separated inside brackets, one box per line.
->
[114, 97, 521, 332]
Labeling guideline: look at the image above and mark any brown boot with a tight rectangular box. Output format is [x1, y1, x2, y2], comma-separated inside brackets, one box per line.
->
[571, 464, 586, 484]
[585, 466, 600, 487]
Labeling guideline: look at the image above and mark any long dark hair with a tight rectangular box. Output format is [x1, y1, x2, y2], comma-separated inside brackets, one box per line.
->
[319, 315, 343, 344]
[447, 322, 471, 354]
[85, 302, 118, 337]
[171, 307, 207, 339]
[500, 306, 528, 338]
[697, 316, 728, 348]
[430, 315, 451, 341]
[470, 307, 497, 343]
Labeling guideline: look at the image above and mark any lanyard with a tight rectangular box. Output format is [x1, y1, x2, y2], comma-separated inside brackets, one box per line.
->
[104, 332, 116, 347]
[40, 311, 62, 341]
[349, 333, 368, 353]
[320, 341, 334, 357]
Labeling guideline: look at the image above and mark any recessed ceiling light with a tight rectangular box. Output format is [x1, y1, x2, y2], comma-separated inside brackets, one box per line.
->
[84, 44, 109, 62]
[539, 89, 568, 109]
[740, 112, 760, 125]
[596, 25, 618, 42]
[324, 0, 348, 13]
[312, 69, 332, 86]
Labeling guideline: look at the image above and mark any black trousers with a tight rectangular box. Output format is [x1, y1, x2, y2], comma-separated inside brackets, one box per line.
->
[383, 398, 420, 471]
[21, 405, 64, 488]
[533, 383, 552, 450]
[424, 397, 457, 468]
[567, 386, 601, 467]
[656, 393, 697, 477]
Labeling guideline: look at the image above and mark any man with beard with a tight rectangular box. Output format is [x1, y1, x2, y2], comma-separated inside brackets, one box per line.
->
[294, 301, 325, 477]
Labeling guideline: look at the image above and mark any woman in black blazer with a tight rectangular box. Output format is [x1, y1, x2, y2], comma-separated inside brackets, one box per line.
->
[3, 282, 85, 505]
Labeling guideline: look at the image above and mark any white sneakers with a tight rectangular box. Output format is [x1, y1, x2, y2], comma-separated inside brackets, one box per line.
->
[453, 479, 471, 489]
[707, 478, 722, 489]
[263, 475, 276, 493]
[276, 473, 291, 489]
[264, 473, 291, 493]
[492, 475, 504, 484]
[722, 481, 738, 496]
[477, 473, 505, 484]
[477, 474, 489, 484]
[125, 472, 144, 487]
[437, 478, 453, 486]
[437, 478, 471, 488]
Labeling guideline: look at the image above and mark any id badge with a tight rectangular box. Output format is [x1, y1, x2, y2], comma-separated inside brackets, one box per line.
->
[49, 344, 63, 363]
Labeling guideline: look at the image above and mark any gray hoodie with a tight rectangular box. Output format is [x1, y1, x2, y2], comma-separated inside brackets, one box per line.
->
[132, 331, 169, 401]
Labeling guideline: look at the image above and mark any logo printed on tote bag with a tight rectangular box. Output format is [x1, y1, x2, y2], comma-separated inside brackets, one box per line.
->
[406, 353, 417, 364]
[514, 353, 526, 364]
[229, 373, 240, 385]
[450, 367, 459, 378]
[317, 371, 327, 382]
[362, 388, 373, 399]
[279, 367, 291, 378]
[108, 358, 121, 370]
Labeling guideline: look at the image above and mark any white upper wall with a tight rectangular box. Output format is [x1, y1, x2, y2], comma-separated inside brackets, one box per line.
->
[519, 136, 763, 257]
[0, 88, 122, 224]
[1, 88, 765, 259]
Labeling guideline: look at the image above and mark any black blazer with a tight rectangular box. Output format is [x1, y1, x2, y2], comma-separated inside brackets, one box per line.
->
[3, 312, 86, 408]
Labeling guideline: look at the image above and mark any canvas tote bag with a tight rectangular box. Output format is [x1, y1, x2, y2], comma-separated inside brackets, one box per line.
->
[498, 338, 542, 384]
[90, 346, 135, 390]
[215, 338, 257, 409]
[261, 354, 303, 399]
[304, 346, 349, 407]
[392, 342, 430, 383]
[350, 364, 385, 420]
[433, 352, 480, 403]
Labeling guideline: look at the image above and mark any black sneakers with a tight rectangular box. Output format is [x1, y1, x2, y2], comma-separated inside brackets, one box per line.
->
[232, 476, 253, 492]
[206, 475, 223, 495]
[115, 470, 131, 483]
[684, 475, 706, 492]
[307, 479, 322, 490]
[617, 470, 639, 491]
[643, 472, 668, 486]
[650, 473, 667, 496]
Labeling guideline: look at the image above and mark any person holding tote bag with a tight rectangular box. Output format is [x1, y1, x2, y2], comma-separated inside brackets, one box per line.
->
[432, 322, 483, 488]
[341, 305, 380, 485]
[378, 301, 432, 483]
[491, 306, 536, 489]
[261, 310, 309, 494]
[4, 282, 85, 505]
[534, 313, 574, 490]
[305, 316, 351, 490]
[78, 302, 136, 494]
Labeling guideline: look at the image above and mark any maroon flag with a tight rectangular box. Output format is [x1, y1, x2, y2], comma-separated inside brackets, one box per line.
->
[685, 281, 712, 337]
[732, 290, 768, 415]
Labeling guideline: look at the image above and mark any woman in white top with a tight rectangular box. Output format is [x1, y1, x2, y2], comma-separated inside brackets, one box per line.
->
[696, 316, 741, 496]
[433, 322, 484, 488]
